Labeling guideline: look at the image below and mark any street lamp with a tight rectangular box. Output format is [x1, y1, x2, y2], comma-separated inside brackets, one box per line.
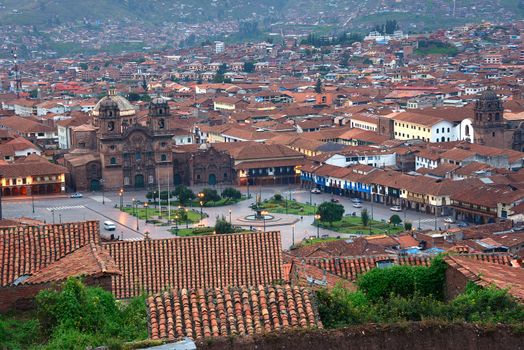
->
[132, 198, 135, 216]
[119, 188, 124, 210]
[31, 191, 35, 214]
[291, 224, 295, 247]
[144, 202, 149, 222]
[229, 209, 232, 225]
[185, 208, 189, 228]
[51, 209, 55, 224]
[197, 192, 204, 219]
[100, 178, 105, 205]
[261, 210, 268, 233]
[174, 214, 179, 235]
[314, 214, 321, 238]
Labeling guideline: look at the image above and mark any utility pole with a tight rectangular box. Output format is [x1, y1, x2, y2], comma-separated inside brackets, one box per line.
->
[12, 50, 22, 99]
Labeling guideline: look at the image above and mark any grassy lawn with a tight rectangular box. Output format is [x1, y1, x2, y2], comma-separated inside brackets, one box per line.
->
[170, 226, 245, 237]
[317, 215, 404, 235]
[170, 226, 215, 237]
[147, 196, 247, 208]
[258, 198, 317, 215]
[302, 237, 342, 246]
[122, 207, 202, 223]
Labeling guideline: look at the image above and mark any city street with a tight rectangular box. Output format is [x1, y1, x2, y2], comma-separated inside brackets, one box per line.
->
[2, 185, 451, 249]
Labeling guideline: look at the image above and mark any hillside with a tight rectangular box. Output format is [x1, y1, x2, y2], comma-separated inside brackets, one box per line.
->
[0, 0, 522, 29]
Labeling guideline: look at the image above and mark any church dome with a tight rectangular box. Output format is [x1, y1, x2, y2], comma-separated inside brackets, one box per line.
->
[150, 96, 168, 105]
[92, 91, 136, 117]
[479, 89, 499, 102]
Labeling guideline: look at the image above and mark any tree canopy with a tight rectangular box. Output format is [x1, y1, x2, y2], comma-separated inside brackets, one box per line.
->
[317, 201, 345, 225]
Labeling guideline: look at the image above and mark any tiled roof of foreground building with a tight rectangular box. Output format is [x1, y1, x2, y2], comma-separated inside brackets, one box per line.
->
[147, 285, 322, 341]
[104, 231, 283, 298]
[287, 254, 514, 283]
[0, 221, 100, 286]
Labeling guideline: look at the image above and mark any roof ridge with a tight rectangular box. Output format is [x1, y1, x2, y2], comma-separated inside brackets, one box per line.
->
[89, 242, 107, 273]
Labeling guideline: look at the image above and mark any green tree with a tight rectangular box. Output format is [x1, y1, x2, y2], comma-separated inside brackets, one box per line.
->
[315, 78, 322, 93]
[127, 92, 141, 101]
[79, 62, 88, 70]
[361, 209, 370, 227]
[202, 188, 220, 203]
[390, 214, 402, 226]
[221, 187, 241, 200]
[404, 221, 413, 231]
[244, 61, 255, 73]
[317, 201, 345, 225]
[273, 193, 283, 202]
[173, 185, 195, 205]
[214, 215, 235, 234]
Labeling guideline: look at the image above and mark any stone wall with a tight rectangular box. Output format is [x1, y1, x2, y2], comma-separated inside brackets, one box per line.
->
[196, 323, 524, 350]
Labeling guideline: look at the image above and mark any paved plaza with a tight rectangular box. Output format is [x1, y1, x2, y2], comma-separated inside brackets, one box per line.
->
[2, 185, 451, 249]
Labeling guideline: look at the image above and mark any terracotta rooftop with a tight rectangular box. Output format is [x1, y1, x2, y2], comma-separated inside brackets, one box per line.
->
[23, 242, 120, 285]
[147, 285, 322, 341]
[445, 255, 524, 301]
[0, 221, 100, 286]
[104, 231, 283, 299]
[301, 255, 432, 281]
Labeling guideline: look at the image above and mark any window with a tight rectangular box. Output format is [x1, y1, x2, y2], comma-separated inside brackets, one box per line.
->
[37, 132, 44, 137]
[110, 145, 116, 150]
[187, 137, 191, 143]
[161, 154, 167, 161]
[110, 157, 116, 165]
[492, 132, 496, 137]
[160, 142, 166, 147]
[197, 174, 201, 180]
[224, 172, 228, 178]
[135, 152, 141, 161]
[447, 128, 450, 133]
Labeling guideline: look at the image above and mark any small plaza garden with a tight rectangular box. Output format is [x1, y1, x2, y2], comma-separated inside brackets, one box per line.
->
[256, 194, 317, 215]
[317, 215, 405, 235]
[144, 186, 246, 207]
[122, 206, 203, 225]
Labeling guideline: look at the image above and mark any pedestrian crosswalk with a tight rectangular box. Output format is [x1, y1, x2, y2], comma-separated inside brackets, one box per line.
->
[46, 205, 85, 211]
[89, 195, 112, 203]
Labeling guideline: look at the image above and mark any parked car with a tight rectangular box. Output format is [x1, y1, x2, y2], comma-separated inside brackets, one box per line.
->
[390, 205, 402, 212]
[70, 192, 83, 198]
[444, 217, 455, 224]
[310, 188, 321, 194]
[352, 203, 362, 208]
[457, 221, 469, 228]
[351, 198, 362, 204]
[330, 198, 340, 203]
[103, 221, 116, 231]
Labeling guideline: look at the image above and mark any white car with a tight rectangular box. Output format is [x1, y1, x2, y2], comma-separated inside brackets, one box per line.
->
[310, 188, 321, 194]
[103, 221, 117, 231]
[444, 217, 455, 224]
[70, 192, 83, 198]
[352, 203, 362, 208]
[390, 206, 402, 212]
[351, 198, 362, 204]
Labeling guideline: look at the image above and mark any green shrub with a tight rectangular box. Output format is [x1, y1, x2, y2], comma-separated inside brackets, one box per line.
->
[222, 187, 241, 200]
[33, 278, 147, 349]
[316, 285, 372, 328]
[448, 285, 524, 324]
[356, 256, 447, 301]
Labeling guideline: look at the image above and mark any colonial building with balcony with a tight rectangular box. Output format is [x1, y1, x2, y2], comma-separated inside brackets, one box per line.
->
[0, 154, 67, 196]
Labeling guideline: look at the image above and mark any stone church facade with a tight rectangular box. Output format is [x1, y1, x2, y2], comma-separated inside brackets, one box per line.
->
[65, 91, 175, 191]
[473, 89, 524, 151]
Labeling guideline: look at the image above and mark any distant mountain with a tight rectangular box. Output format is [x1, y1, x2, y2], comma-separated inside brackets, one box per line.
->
[0, 0, 522, 30]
